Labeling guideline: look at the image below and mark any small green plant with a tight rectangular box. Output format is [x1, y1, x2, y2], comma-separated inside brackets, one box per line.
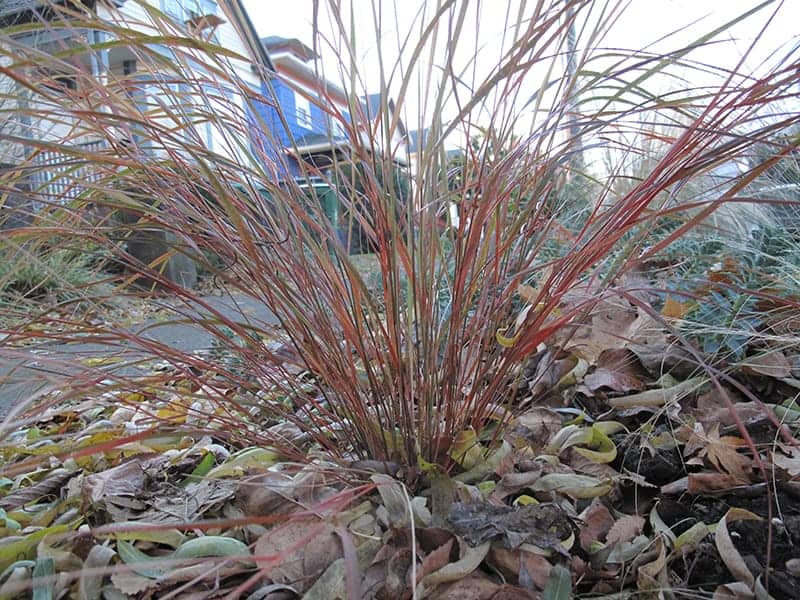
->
[0, 239, 109, 306]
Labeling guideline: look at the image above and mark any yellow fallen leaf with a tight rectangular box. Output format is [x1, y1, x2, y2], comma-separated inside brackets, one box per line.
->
[661, 295, 692, 319]
[80, 356, 125, 367]
[450, 428, 484, 470]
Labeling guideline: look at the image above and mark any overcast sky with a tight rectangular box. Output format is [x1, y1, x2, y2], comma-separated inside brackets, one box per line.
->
[241, 0, 799, 142]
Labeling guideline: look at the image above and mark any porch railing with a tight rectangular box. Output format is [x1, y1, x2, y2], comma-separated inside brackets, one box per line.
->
[30, 139, 106, 204]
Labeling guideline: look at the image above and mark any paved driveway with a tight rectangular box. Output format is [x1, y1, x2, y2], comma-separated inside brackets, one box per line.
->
[0, 294, 279, 419]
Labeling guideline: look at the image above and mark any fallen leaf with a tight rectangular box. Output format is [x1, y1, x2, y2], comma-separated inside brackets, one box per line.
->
[372, 473, 412, 527]
[673, 522, 711, 557]
[605, 514, 645, 546]
[514, 408, 563, 449]
[83, 460, 151, 519]
[773, 446, 800, 478]
[661, 294, 693, 319]
[738, 351, 792, 378]
[627, 341, 698, 379]
[450, 429, 485, 470]
[493, 471, 544, 502]
[415, 541, 491, 598]
[78, 545, 116, 600]
[520, 550, 552, 591]
[608, 376, 706, 409]
[557, 297, 666, 364]
[109, 570, 157, 597]
[636, 537, 668, 593]
[688, 472, 749, 493]
[715, 508, 762, 588]
[542, 564, 571, 600]
[433, 573, 501, 600]
[0, 468, 76, 511]
[606, 534, 650, 564]
[694, 392, 765, 429]
[453, 441, 513, 484]
[684, 423, 752, 481]
[254, 519, 341, 593]
[529, 473, 613, 500]
[583, 349, 646, 394]
[578, 502, 614, 552]
[304, 538, 382, 600]
[206, 447, 279, 478]
[713, 581, 756, 599]
[418, 539, 454, 581]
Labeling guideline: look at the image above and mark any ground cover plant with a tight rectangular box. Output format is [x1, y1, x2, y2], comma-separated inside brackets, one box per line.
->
[1, 0, 800, 597]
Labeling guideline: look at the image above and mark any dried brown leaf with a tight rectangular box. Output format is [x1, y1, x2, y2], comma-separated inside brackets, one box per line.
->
[684, 424, 752, 481]
[694, 392, 764, 429]
[490, 584, 540, 599]
[605, 515, 644, 546]
[628, 342, 697, 379]
[713, 581, 756, 599]
[661, 295, 692, 319]
[739, 351, 792, 378]
[110, 570, 156, 596]
[416, 541, 491, 597]
[433, 573, 501, 600]
[636, 537, 668, 593]
[254, 519, 341, 593]
[493, 471, 544, 502]
[558, 298, 666, 364]
[715, 508, 761, 588]
[514, 408, 563, 448]
[688, 471, 750, 493]
[583, 349, 646, 394]
[0, 468, 76, 511]
[578, 502, 614, 552]
[773, 446, 800, 478]
[520, 551, 552, 591]
[419, 539, 455, 582]
[487, 545, 521, 583]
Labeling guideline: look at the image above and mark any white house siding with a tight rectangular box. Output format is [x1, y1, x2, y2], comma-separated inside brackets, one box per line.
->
[98, 1, 261, 164]
[0, 0, 262, 182]
[0, 27, 108, 205]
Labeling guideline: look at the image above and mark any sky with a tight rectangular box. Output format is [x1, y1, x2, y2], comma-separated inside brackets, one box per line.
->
[241, 0, 799, 144]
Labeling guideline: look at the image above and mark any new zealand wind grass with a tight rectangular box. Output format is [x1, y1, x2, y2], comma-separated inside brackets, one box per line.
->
[1, 0, 799, 475]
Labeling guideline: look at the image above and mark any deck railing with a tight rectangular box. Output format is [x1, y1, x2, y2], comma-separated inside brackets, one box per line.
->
[30, 139, 106, 204]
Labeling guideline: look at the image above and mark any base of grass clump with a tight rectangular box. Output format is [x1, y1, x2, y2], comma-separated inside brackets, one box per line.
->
[2, 300, 800, 598]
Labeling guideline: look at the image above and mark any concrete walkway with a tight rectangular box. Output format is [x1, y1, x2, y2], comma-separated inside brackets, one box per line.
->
[0, 294, 279, 418]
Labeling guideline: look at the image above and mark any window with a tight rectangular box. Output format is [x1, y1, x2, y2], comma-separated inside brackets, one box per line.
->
[34, 65, 78, 94]
[332, 119, 347, 139]
[162, 0, 216, 22]
[162, 0, 184, 19]
[295, 91, 312, 128]
[187, 0, 217, 20]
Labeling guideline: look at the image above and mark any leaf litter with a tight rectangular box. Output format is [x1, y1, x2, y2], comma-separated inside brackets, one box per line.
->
[2, 289, 800, 598]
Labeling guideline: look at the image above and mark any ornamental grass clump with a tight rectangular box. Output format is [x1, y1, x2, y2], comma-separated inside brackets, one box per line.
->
[1, 0, 799, 476]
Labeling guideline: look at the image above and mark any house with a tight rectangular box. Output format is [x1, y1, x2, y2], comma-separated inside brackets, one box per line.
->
[361, 92, 409, 167]
[249, 35, 352, 180]
[0, 0, 273, 285]
[407, 127, 434, 177]
[249, 35, 410, 178]
[248, 35, 412, 251]
[0, 0, 272, 205]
